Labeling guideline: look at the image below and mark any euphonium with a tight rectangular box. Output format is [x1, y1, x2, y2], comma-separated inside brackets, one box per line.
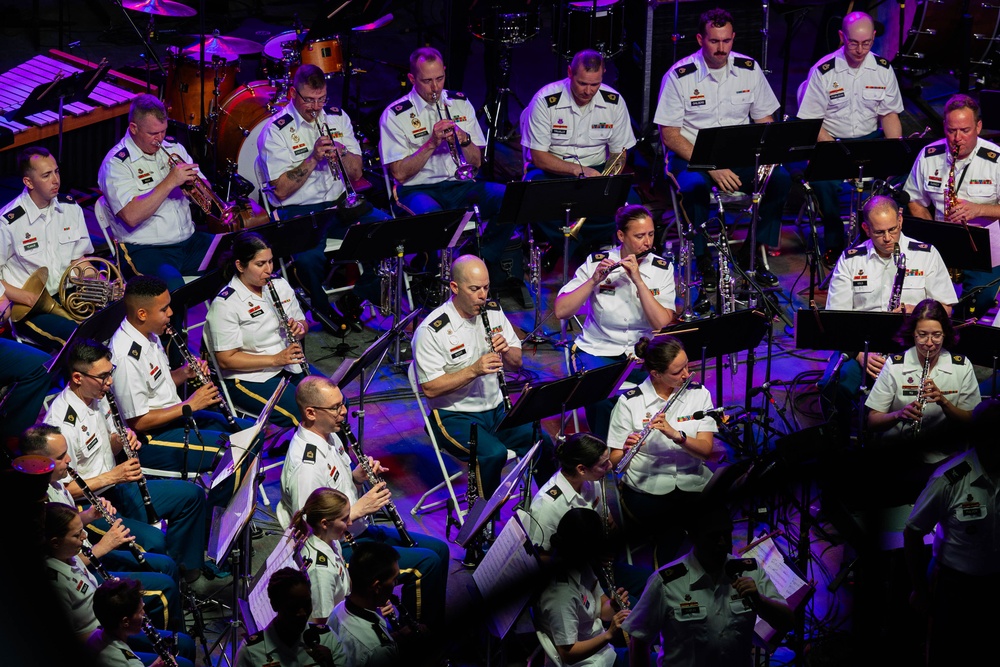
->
[157, 143, 237, 222]
[432, 92, 477, 181]
[601, 148, 627, 176]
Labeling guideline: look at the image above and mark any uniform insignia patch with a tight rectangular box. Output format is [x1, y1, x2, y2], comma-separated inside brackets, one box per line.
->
[845, 248, 860, 257]
[977, 146, 999, 163]
[945, 460, 972, 484]
[600, 90, 619, 104]
[275, 113, 293, 129]
[908, 241, 931, 252]
[818, 58, 835, 74]
[653, 257, 669, 269]
[484, 300, 501, 311]
[735, 58, 756, 70]
[674, 64, 695, 78]
[303, 443, 318, 463]
[64, 406, 77, 425]
[546, 486, 562, 499]
[876, 56, 890, 68]
[659, 562, 688, 582]
[591, 251, 608, 262]
[430, 314, 450, 331]
[952, 354, 966, 365]
[625, 388, 641, 399]
[446, 90, 467, 100]
[116, 148, 129, 161]
[890, 354, 904, 364]
[925, 144, 942, 157]
[393, 100, 414, 115]
[218, 286, 235, 299]
[57, 193, 76, 204]
[316, 553, 329, 566]
[546, 92, 562, 107]
[245, 632, 263, 645]
[4, 206, 25, 223]
[128, 341, 142, 360]
[325, 106, 343, 115]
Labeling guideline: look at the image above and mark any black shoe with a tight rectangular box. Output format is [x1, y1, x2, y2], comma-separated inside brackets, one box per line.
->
[755, 268, 780, 287]
[315, 308, 350, 336]
[697, 257, 718, 292]
[693, 296, 713, 315]
[461, 545, 485, 568]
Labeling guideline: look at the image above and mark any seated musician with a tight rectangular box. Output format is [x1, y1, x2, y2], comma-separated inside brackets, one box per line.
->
[0, 146, 92, 351]
[554, 205, 676, 441]
[278, 375, 450, 629]
[0, 285, 52, 449]
[206, 232, 310, 428]
[257, 64, 390, 330]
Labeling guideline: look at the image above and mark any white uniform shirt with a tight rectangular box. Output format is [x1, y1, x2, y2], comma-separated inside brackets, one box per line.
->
[797, 48, 903, 139]
[110, 319, 182, 420]
[257, 103, 361, 208]
[47, 555, 100, 635]
[235, 621, 347, 667]
[206, 275, 305, 382]
[865, 347, 981, 444]
[379, 89, 486, 187]
[328, 600, 398, 667]
[44, 386, 116, 490]
[98, 133, 196, 246]
[47, 480, 76, 505]
[0, 189, 92, 294]
[536, 567, 616, 667]
[303, 533, 350, 620]
[653, 50, 779, 146]
[607, 378, 716, 495]
[559, 249, 677, 357]
[904, 137, 1000, 220]
[278, 425, 358, 528]
[413, 299, 520, 413]
[623, 552, 784, 667]
[86, 629, 144, 667]
[906, 448, 1000, 576]
[826, 232, 957, 311]
[522, 78, 637, 169]
[520, 471, 604, 552]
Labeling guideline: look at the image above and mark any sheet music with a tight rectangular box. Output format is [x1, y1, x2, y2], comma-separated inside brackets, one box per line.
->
[741, 536, 807, 601]
[473, 516, 540, 640]
[248, 528, 299, 631]
[207, 456, 260, 564]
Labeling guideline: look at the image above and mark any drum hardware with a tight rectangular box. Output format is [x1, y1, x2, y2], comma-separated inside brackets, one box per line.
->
[211, 81, 282, 200]
[181, 30, 265, 58]
[554, 0, 626, 60]
[165, 47, 238, 128]
[469, 5, 541, 45]
[123, 0, 197, 17]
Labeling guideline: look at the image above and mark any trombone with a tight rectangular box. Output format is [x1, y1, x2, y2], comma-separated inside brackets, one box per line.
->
[431, 91, 477, 181]
[316, 118, 364, 209]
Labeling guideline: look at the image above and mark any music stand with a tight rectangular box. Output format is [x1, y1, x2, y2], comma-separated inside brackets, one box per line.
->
[950, 323, 1000, 397]
[901, 216, 1000, 272]
[169, 268, 227, 312]
[201, 211, 334, 269]
[44, 300, 127, 378]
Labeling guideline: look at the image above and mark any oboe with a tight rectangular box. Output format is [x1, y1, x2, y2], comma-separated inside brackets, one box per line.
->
[164, 324, 239, 431]
[141, 616, 179, 667]
[479, 306, 512, 412]
[103, 391, 160, 526]
[67, 465, 149, 568]
[266, 277, 310, 375]
[341, 420, 417, 547]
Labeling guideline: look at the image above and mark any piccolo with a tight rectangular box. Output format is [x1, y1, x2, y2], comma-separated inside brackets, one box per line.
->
[602, 248, 654, 276]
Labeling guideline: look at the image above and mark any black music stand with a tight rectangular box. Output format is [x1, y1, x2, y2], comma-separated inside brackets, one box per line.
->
[44, 300, 128, 378]
[334, 209, 468, 367]
[901, 216, 998, 272]
[950, 323, 1000, 398]
[169, 268, 227, 312]
[201, 212, 334, 268]
[689, 119, 822, 277]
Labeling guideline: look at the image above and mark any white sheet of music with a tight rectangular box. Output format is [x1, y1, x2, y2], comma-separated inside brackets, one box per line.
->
[473, 516, 540, 640]
[248, 528, 299, 632]
[741, 535, 812, 650]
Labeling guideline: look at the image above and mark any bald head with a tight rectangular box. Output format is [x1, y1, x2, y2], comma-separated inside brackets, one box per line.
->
[840, 12, 875, 67]
[449, 255, 490, 318]
[863, 194, 899, 221]
[295, 375, 338, 411]
[451, 255, 488, 285]
[842, 11, 874, 34]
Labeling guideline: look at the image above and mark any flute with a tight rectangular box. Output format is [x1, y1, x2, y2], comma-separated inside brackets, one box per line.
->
[614, 374, 693, 476]
[266, 277, 310, 375]
[480, 306, 513, 412]
[67, 465, 149, 569]
[164, 324, 239, 431]
[103, 391, 160, 526]
[601, 248, 654, 277]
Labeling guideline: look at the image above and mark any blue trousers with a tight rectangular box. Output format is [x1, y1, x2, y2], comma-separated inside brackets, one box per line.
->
[102, 550, 182, 631]
[569, 346, 648, 443]
[120, 233, 216, 293]
[962, 265, 1000, 317]
[15, 311, 76, 353]
[224, 369, 310, 429]
[0, 338, 51, 449]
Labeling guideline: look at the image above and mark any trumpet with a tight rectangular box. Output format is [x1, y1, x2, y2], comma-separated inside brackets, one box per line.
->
[432, 92, 477, 181]
[157, 143, 237, 224]
[316, 119, 364, 209]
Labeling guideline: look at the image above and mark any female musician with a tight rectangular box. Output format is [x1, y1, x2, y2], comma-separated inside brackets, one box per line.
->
[607, 335, 717, 566]
[206, 231, 311, 427]
[290, 487, 353, 623]
[555, 205, 676, 440]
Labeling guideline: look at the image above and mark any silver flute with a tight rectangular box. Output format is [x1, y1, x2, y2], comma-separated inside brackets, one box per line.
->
[614, 374, 694, 475]
[266, 277, 310, 375]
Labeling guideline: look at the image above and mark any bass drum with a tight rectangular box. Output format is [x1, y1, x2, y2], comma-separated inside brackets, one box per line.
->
[213, 81, 283, 201]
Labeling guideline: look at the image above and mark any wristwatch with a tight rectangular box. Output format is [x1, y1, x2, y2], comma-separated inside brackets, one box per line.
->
[459, 134, 472, 148]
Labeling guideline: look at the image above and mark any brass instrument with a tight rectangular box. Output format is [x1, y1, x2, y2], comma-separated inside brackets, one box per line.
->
[601, 148, 627, 176]
[67, 464, 150, 569]
[317, 119, 364, 209]
[207, 197, 270, 234]
[432, 91, 477, 181]
[944, 141, 960, 218]
[480, 306, 513, 412]
[887, 242, 907, 313]
[59, 256, 126, 321]
[614, 374, 694, 475]
[104, 390, 161, 526]
[163, 324, 239, 431]
[9, 267, 73, 322]
[157, 143, 238, 224]
[912, 351, 932, 438]
[265, 277, 310, 376]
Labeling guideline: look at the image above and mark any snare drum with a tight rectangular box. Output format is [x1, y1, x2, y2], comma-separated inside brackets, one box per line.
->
[165, 53, 238, 126]
[212, 81, 282, 199]
[300, 35, 344, 75]
[556, 0, 625, 60]
[262, 29, 303, 78]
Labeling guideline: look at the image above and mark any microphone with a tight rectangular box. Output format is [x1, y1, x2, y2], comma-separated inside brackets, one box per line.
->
[691, 406, 728, 421]
[302, 626, 334, 667]
[748, 380, 786, 398]
[182, 404, 202, 443]
[725, 558, 759, 611]
[829, 352, 850, 381]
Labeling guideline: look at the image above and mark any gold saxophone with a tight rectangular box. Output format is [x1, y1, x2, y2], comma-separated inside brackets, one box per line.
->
[944, 140, 960, 218]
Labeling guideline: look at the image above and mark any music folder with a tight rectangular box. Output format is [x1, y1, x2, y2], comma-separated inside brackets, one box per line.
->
[211, 377, 289, 489]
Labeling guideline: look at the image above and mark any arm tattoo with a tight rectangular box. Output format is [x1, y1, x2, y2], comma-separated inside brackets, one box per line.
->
[286, 164, 308, 184]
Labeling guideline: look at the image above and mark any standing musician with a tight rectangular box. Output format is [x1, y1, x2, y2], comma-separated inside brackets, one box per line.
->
[521, 49, 639, 261]
[796, 11, 904, 265]
[257, 64, 391, 329]
[607, 335, 717, 567]
[655, 7, 789, 290]
[289, 487, 353, 624]
[904, 94, 1000, 317]
[0, 285, 52, 450]
[206, 232, 310, 428]
[412, 254, 556, 500]
[0, 146, 92, 351]
[555, 205, 676, 441]
[278, 375, 450, 629]
[43, 341, 218, 595]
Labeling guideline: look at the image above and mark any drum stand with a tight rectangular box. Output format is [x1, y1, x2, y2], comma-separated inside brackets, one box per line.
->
[482, 43, 524, 179]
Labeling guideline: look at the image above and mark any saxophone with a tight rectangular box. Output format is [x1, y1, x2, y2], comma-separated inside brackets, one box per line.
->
[944, 140, 960, 218]
[912, 351, 932, 438]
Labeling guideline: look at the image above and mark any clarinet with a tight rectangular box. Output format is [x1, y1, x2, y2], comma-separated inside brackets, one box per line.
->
[67, 465, 149, 568]
[386, 593, 421, 635]
[479, 306, 512, 412]
[80, 544, 117, 581]
[341, 420, 417, 547]
[614, 375, 694, 475]
[913, 352, 932, 438]
[266, 277, 310, 375]
[466, 423, 479, 512]
[141, 616, 179, 667]
[887, 242, 907, 312]
[163, 323, 239, 431]
[103, 391, 161, 526]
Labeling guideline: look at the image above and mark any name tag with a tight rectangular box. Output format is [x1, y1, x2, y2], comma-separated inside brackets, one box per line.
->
[249, 305, 264, 318]
[22, 236, 39, 251]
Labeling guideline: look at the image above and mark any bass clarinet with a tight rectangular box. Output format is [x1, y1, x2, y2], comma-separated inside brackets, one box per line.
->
[479, 305, 512, 412]
[614, 375, 694, 475]
[164, 324, 239, 431]
[67, 464, 149, 569]
[103, 391, 160, 526]
[341, 419, 417, 547]
[266, 277, 310, 376]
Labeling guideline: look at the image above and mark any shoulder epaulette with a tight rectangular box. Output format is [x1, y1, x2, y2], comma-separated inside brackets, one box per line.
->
[245, 632, 264, 645]
[591, 251, 608, 262]
[64, 405, 78, 425]
[274, 113, 293, 129]
[845, 247, 860, 257]
[545, 92, 562, 108]
[128, 341, 142, 361]
[546, 485, 562, 500]
[889, 353, 904, 364]
[952, 353, 966, 365]
[302, 443, 318, 464]
[218, 286, 235, 300]
[315, 552, 329, 567]
[429, 313, 450, 332]
[652, 257, 670, 269]
[818, 57, 835, 74]
[446, 90, 467, 101]
[307, 623, 332, 634]
[977, 146, 1000, 163]
[484, 300, 501, 311]
[624, 387, 641, 400]
[875, 56, 890, 68]
[325, 106, 343, 116]
[734, 58, 756, 71]
[689, 381, 703, 390]
[925, 144, 943, 158]
[673, 64, 695, 79]
[56, 193, 77, 205]
[48, 566, 59, 580]
[658, 562, 688, 583]
[120, 648, 139, 661]
[907, 241, 931, 252]
[115, 147, 129, 162]
[3, 206, 25, 224]
[391, 100, 413, 115]
[599, 90, 620, 105]
[945, 460, 972, 484]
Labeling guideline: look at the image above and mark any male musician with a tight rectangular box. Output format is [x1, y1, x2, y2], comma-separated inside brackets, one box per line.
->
[257, 64, 391, 329]
[821, 195, 956, 429]
[655, 7, 790, 290]
[0, 146, 92, 350]
[521, 48, 639, 261]
[797, 11, 904, 265]
[42, 343, 220, 596]
[0, 286, 52, 451]
[379, 47, 513, 287]
[278, 375, 450, 628]
[412, 254, 556, 500]
[904, 94, 1000, 317]
[328, 542, 400, 667]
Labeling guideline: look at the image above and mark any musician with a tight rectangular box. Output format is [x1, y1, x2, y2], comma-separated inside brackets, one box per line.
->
[412, 254, 556, 498]
[607, 335, 717, 566]
[236, 567, 348, 667]
[623, 501, 792, 667]
[278, 375, 450, 628]
[521, 49, 639, 260]
[903, 94, 1000, 317]
[821, 195, 957, 427]
[0, 146, 91, 350]
[290, 487, 353, 624]
[206, 232, 310, 427]
[655, 7, 790, 289]
[327, 542, 400, 667]
[43, 340, 220, 596]
[797, 11, 904, 265]
[555, 205, 676, 440]
[0, 286, 52, 450]
[257, 64, 390, 329]
[379, 47, 513, 287]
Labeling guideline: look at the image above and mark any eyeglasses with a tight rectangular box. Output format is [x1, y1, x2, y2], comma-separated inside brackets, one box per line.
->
[309, 404, 344, 413]
[294, 88, 327, 105]
[868, 225, 900, 238]
[914, 331, 945, 342]
[81, 365, 116, 384]
[847, 39, 874, 49]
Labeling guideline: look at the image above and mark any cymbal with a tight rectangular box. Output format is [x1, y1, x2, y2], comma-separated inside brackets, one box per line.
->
[183, 32, 264, 58]
[123, 0, 197, 17]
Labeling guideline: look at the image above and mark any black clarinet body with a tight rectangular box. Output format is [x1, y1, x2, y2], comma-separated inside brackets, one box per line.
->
[265, 277, 311, 376]
[67, 465, 150, 568]
[100, 393, 160, 526]
[141, 617, 179, 667]
[164, 324, 240, 431]
[466, 423, 479, 512]
[480, 307, 512, 412]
